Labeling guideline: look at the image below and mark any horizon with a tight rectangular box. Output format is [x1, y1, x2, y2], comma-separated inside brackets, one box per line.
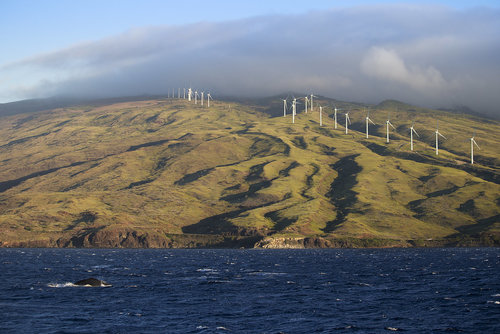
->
[1, 0, 500, 117]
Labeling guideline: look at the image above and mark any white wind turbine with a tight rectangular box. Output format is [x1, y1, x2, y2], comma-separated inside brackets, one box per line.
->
[435, 121, 446, 155]
[365, 110, 375, 139]
[207, 93, 213, 107]
[201, 92, 204, 106]
[385, 113, 396, 143]
[333, 105, 341, 129]
[282, 98, 288, 117]
[292, 98, 297, 124]
[310, 93, 316, 112]
[410, 121, 419, 151]
[188, 88, 192, 101]
[319, 105, 323, 126]
[172, 88, 175, 98]
[470, 133, 480, 164]
[194, 91, 199, 104]
[345, 111, 351, 134]
[184, 88, 186, 99]
[304, 96, 309, 114]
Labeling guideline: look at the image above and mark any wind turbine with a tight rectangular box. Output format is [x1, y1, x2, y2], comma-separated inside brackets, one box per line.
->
[188, 88, 192, 101]
[345, 112, 351, 134]
[310, 94, 316, 112]
[184, 88, 186, 99]
[304, 96, 309, 114]
[435, 121, 446, 155]
[292, 98, 297, 124]
[386, 113, 396, 143]
[282, 98, 288, 117]
[201, 92, 204, 106]
[207, 93, 213, 107]
[365, 110, 375, 139]
[194, 91, 199, 104]
[319, 105, 323, 126]
[410, 121, 419, 151]
[470, 133, 480, 164]
[333, 106, 341, 129]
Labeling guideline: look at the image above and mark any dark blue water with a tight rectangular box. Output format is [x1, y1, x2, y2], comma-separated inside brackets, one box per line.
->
[1, 248, 499, 333]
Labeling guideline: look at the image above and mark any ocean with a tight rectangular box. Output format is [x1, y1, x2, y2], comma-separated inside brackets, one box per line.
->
[1, 248, 499, 333]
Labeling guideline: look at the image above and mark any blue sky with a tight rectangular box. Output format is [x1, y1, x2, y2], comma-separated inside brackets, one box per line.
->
[1, 0, 500, 116]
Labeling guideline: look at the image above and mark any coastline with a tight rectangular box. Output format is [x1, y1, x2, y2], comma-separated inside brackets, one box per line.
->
[1, 232, 498, 249]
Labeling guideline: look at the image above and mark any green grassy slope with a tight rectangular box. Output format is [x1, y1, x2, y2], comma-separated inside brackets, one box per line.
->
[0, 97, 498, 247]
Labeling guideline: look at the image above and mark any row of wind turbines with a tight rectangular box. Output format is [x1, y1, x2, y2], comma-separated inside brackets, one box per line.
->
[281, 95, 482, 165]
[167, 87, 214, 107]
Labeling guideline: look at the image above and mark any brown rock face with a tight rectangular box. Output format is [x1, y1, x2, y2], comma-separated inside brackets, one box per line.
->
[64, 228, 173, 248]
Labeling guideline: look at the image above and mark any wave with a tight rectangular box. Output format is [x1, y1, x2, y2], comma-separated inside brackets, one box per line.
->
[47, 282, 76, 288]
[47, 282, 110, 288]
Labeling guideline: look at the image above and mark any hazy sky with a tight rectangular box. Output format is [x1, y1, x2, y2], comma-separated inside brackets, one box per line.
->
[1, 0, 499, 116]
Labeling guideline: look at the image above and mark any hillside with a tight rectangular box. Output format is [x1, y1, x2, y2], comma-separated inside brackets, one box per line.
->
[0, 96, 499, 248]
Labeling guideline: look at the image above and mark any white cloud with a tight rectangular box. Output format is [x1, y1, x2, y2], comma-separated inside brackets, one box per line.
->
[1, 4, 499, 117]
[360, 46, 447, 93]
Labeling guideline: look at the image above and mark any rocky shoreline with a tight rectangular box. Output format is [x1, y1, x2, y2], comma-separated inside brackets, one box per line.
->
[1, 228, 499, 249]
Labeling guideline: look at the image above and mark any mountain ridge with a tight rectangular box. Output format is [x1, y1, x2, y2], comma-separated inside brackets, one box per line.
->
[0, 96, 498, 248]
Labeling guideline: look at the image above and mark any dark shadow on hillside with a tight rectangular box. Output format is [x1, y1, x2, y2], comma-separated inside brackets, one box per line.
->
[323, 154, 362, 233]
[362, 142, 500, 185]
[0, 160, 89, 193]
[291, 136, 307, 149]
[455, 214, 500, 235]
[174, 168, 215, 186]
[264, 210, 298, 232]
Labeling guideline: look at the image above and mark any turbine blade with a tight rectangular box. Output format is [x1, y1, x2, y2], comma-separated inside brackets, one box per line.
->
[413, 128, 420, 137]
[473, 139, 480, 149]
[369, 118, 375, 125]
[388, 121, 396, 129]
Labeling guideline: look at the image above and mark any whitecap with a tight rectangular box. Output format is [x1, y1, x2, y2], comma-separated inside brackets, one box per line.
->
[47, 282, 76, 288]
[487, 301, 500, 305]
[216, 326, 229, 331]
[197, 268, 218, 273]
[491, 293, 500, 297]
[385, 326, 401, 331]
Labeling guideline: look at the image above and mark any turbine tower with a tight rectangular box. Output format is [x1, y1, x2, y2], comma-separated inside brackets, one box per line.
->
[319, 105, 323, 126]
[184, 88, 186, 99]
[345, 112, 351, 134]
[178, 88, 180, 99]
[386, 114, 395, 143]
[282, 98, 287, 117]
[292, 98, 297, 124]
[365, 110, 375, 139]
[188, 88, 192, 101]
[207, 93, 213, 107]
[201, 92, 204, 106]
[194, 91, 199, 104]
[435, 121, 446, 155]
[304, 96, 309, 114]
[470, 134, 480, 164]
[310, 94, 315, 112]
[410, 121, 419, 151]
[334, 106, 341, 129]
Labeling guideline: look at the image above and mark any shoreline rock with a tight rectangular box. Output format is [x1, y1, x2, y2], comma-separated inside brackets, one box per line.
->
[1, 230, 499, 249]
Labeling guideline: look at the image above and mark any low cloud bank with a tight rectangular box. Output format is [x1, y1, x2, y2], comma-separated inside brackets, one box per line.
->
[1, 4, 499, 116]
